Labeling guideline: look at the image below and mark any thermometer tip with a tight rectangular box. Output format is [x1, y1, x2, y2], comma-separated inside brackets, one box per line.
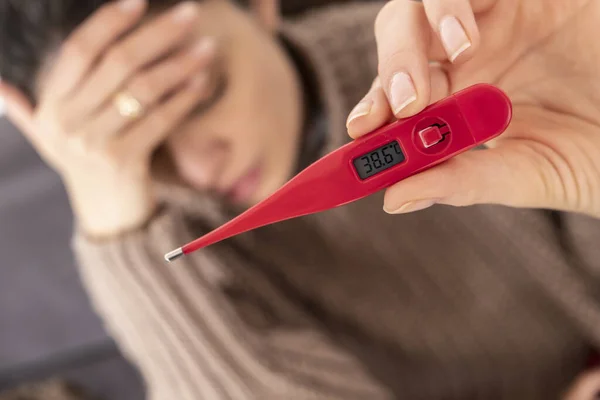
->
[165, 247, 184, 263]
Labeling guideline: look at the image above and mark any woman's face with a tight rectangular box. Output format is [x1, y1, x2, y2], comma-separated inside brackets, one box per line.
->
[164, 0, 303, 206]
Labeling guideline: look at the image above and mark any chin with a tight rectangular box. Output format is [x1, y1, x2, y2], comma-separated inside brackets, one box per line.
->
[243, 171, 289, 208]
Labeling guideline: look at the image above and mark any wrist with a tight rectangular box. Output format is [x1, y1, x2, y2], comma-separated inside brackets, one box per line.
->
[64, 172, 157, 239]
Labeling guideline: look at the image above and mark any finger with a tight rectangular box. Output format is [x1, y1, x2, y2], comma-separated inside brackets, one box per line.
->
[428, 62, 451, 102]
[563, 369, 600, 400]
[346, 78, 393, 139]
[348, 65, 449, 139]
[422, 0, 480, 63]
[116, 74, 212, 160]
[375, 0, 432, 118]
[470, 0, 500, 13]
[65, 1, 201, 122]
[43, 0, 147, 101]
[0, 81, 37, 141]
[124, 37, 216, 107]
[250, 0, 281, 30]
[383, 133, 584, 214]
[82, 38, 216, 144]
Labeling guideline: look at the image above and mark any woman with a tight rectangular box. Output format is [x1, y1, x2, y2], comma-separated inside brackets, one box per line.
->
[0, 0, 598, 398]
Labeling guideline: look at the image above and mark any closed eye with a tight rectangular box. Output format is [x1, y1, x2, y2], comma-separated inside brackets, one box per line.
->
[193, 72, 228, 115]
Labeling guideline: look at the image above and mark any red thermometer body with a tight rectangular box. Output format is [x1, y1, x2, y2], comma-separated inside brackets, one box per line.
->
[165, 84, 512, 262]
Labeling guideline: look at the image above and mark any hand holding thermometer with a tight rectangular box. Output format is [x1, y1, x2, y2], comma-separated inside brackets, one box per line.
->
[165, 83, 512, 262]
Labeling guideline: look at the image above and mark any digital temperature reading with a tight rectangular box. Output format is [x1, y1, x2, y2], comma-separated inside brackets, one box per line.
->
[165, 84, 513, 261]
[353, 141, 406, 180]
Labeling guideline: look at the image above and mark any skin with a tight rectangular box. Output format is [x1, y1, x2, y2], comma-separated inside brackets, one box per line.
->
[0, 0, 303, 237]
[347, 0, 600, 221]
[346, 1, 600, 397]
[1, 0, 597, 396]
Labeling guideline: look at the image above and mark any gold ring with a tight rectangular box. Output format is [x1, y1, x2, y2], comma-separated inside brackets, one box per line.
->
[114, 91, 144, 119]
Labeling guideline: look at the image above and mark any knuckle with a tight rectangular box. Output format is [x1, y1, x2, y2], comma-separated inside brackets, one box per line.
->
[378, 48, 419, 77]
[150, 109, 175, 133]
[92, 3, 134, 33]
[375, 0, 403, 33]
[129, 75, 158, 103]
[99, 2, 123, 20]
[106, 47, 134, 75]
[370, 76, 382, 91]
[525, 142, 573, 209]
[61, 39, 89, 67]
[422, 0, 442, 10]
[374, 2, 392, 30]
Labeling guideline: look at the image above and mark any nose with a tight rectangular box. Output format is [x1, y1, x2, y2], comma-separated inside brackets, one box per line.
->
[170, 139, 229, 190]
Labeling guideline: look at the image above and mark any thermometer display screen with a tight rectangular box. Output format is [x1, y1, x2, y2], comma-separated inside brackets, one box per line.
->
[353, 141, 406, 180]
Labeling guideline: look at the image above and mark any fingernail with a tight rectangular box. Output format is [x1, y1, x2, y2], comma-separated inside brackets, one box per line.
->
[192, 37, 216, 57]
[347, 99, 373, 127]
[119, 0, 144, 12]
[390, 72, 417, 115]
[439, 16, 471, 62]
[384, 199, 438, 214]
[173, 2, 198, 22]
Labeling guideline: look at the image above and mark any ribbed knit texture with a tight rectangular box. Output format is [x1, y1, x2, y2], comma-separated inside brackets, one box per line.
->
[73, 2, 600, 399]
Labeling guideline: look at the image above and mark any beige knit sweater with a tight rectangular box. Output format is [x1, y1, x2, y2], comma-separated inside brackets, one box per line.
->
[73, 3, 600, 399]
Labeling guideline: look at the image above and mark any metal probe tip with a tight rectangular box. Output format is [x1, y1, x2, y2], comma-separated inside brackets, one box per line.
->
[165, 248, 184, 263]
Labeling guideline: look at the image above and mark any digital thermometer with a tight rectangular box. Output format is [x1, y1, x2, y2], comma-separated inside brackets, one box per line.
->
[165, 83, 512, 262]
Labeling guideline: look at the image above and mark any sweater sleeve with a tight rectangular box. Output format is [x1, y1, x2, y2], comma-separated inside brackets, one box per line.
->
[556, 213, 600, 348]
[73, 4, 391, 399]
[73, 205, 389, 400]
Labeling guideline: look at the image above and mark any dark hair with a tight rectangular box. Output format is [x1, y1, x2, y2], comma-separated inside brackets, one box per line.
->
[0, 0, 350, 103]
[0, 0, 205, 103]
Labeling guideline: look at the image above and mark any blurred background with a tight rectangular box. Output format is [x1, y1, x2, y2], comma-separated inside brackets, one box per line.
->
[0, 116, 147, 399]
[0, 1, 373, 399]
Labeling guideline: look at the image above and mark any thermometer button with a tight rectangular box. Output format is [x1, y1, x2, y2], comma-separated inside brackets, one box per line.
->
[418, 125, 444, 148]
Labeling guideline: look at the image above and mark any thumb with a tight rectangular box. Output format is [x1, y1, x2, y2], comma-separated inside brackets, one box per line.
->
[382, 134, 582, 215]
[562, 369, 600, 400]
[0, 80, 37, 141]
[382, 108, 599, 216]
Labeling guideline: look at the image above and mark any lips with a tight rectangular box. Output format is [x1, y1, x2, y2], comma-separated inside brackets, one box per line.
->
[224, 164, 262, 204]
